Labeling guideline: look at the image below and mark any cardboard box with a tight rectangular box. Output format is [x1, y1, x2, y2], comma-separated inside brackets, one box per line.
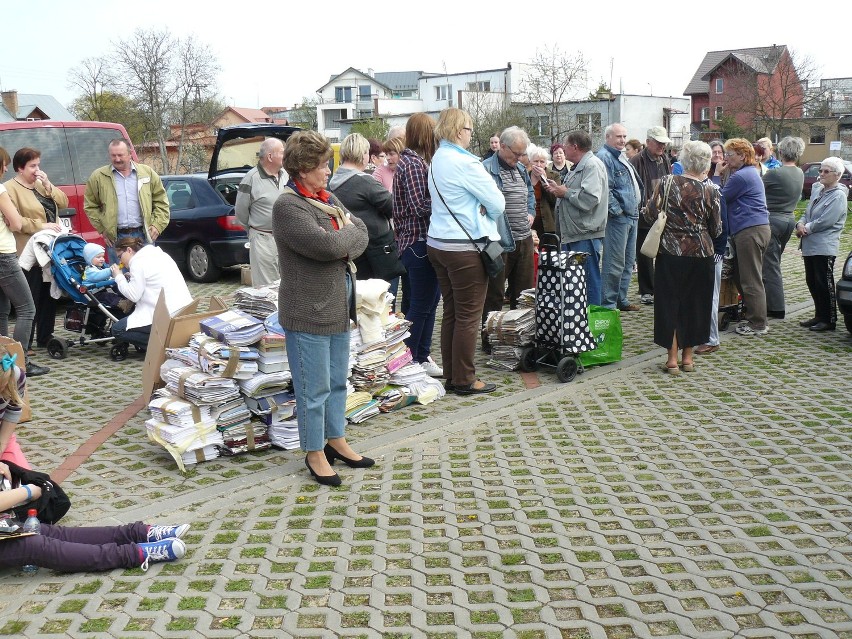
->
[241, 265, 252, 286]
[141, 291, 229, 399]
[0, 337, 31, 423]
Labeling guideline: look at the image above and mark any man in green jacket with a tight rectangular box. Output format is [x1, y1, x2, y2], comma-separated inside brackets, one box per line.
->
[84, 139, 170, 265]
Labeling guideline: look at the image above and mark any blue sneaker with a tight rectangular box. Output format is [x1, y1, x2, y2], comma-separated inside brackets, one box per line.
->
[146, 524, 190, 542]
[139, 538, 186, 571]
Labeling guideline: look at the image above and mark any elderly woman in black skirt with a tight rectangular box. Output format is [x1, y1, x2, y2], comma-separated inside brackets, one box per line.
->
[645, 140, 722, 374]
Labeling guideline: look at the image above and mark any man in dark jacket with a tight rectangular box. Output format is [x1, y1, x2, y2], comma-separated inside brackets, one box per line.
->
[629, 126, 672, 305]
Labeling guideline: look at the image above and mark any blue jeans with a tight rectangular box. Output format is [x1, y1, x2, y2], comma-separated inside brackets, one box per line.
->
[601, 213, 638, 309]
[0, 253, 36, 348]
[562, 239, 603, 307]
[111, 317, 151, 349]
[286, 329, 350, 452]
[400, 240, 440, 363]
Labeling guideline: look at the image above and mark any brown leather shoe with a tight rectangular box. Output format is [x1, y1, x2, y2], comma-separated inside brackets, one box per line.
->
[618, 304, 641, 312]
[695, 344, 720, 355]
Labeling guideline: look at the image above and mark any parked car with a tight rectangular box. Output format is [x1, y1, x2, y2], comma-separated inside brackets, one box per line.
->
[0, 120, 136, 244]
[837, 249, 852, 335]
[157, 123, 300, 282]
[801, 161, 852, 199]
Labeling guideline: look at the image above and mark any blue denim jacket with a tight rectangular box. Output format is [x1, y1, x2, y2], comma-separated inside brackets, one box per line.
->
[596, 145, 642, 218]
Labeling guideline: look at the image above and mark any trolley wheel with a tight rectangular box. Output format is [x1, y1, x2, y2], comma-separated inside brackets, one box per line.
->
[719, 311, 730, 332]
[556, 357, 578, 383]
[47, 338, 69, 360]
[519, 346, 539, 372]
[110, 343, 129, 362]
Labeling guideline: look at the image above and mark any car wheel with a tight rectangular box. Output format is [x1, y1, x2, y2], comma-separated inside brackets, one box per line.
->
[844, 313, 852, 336]
[186, 242, 221, 283]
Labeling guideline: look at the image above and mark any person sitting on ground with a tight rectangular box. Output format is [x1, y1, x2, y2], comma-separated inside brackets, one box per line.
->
[108, 236, 192, 354]
[0, 468, 189, 572]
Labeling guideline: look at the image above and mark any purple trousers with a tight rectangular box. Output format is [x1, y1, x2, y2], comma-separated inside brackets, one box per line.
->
[0, 521, 147, 572]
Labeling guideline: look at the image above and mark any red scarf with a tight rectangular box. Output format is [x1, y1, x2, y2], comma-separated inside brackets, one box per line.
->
[291, 179, 339, 230]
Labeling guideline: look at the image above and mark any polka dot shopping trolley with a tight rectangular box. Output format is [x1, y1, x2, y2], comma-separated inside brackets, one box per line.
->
[519, 234, 596, 382]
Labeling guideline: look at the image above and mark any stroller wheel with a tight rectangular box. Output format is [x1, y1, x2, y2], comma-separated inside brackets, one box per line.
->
[110, 343, 129, 362]
[47, 338, 69, 360]
[556, 357, 578, 383]
[519, 346, 539, 372]
[719, 311, 731, 331]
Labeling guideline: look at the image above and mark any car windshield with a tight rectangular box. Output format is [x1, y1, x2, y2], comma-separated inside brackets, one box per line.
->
[216, 136, 265, 173]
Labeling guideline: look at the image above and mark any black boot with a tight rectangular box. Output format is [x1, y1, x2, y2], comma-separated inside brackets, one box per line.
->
[25, 358, 50, 376]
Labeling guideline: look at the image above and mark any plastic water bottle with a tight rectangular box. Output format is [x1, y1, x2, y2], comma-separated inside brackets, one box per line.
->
[21, 509, 40, 575]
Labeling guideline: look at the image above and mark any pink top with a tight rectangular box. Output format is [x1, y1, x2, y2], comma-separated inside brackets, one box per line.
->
[372, 164, 394, 192]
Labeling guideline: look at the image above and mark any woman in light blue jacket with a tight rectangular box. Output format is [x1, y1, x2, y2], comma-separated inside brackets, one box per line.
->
[795, 157, 849, 332]
[427, 108, 505, 395]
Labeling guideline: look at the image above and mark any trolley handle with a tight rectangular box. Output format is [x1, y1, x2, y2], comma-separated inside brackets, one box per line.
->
[539, 233, 562, 253]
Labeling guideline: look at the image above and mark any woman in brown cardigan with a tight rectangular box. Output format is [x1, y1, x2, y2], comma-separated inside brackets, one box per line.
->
[5, 147, 68, 352]
[273, 130, 371, 487]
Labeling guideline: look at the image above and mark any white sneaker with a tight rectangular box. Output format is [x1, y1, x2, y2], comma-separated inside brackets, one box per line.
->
[640, 294, 654, 305]
[421, 356, 444, 378]
[735, 324, 769, 336]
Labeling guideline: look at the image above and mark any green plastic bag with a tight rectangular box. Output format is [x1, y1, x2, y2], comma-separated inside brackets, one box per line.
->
[578, 305, 623, 367]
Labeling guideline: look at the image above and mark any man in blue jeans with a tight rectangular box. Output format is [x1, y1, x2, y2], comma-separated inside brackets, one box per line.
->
[597, 123, 643, 311]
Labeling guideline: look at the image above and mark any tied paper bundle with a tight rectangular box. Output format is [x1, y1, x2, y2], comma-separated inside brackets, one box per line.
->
[345, 392, 380, 424]
[218, 421, 272, 455]
[244, 391, 296, 425]
[145, 416, 223, 472]
[255, 332, 288, 373]
[189, 333, 260, 379]
[268, 418, 299, 450]
[232, 284, 278, 319]
[162, 364, 242, 405]
[517, 288, 536, 308]
[238, 371, 291, 399]
[199, 309, 266, 347]
[387, 362, 446, 404]
[148, 395, 213, 427]
[484, 308, 536, 371]
[349, 317, 413, 394]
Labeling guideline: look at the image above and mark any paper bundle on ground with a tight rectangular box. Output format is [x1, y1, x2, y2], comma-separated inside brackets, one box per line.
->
[162, 364, 242, 405]
[269, 418, 299, 450]
[238, 371, 292, 398]
[233, 284, 278, 319]
[484, 308, 535, 371]
[256, 332, 288, 373]
[199, 309, 266, 346]
[218, 421, 272, 455]
[148, 395, 212, 426]
[517, 288, 536, 308]
[145, 416, 223, 472]
[245, 390, 296, 425]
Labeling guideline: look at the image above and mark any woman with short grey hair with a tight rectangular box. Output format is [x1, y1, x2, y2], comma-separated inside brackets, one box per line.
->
[795, 156, 848, 332]
[527, 145, 559, 236]
[761, 136, 805, 319]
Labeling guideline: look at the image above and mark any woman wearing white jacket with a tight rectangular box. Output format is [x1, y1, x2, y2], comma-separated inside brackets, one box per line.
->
[426, 108, 505, 396]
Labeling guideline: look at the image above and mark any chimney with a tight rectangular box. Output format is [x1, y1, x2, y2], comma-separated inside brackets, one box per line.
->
[1, 90, 18, 118]
[367, 68, 374, 78]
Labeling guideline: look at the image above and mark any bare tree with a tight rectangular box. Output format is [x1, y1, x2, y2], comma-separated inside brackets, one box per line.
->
[517, 46, 589, 143]
[465, 89, 526, 157]
[67, 56, 117, 122]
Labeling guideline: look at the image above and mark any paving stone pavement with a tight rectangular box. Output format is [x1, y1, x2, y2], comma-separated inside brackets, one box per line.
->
[0, 228, 850, 638]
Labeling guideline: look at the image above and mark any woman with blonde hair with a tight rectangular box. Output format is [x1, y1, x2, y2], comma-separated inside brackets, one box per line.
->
[427, 107, 504, 394]
[717, 138, 771, 336]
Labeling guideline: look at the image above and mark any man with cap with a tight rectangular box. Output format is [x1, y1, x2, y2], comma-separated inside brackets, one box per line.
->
[629, 126, 672, 305]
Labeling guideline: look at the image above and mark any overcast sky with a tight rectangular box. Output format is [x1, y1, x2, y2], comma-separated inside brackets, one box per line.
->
[3, 2, 846, 117]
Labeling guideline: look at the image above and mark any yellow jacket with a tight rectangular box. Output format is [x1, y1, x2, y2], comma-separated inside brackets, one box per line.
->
[5, 178, 69, 255]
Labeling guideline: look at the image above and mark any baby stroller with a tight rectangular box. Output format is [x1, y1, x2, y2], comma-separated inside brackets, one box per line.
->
[519, 234, 597, 382]
[38, 234, 124, 360]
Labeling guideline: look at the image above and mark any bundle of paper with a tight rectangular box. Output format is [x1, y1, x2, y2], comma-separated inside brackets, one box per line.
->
[218, 421, 272, 455]
[238, 371, 292, 398]
[216, 402, 253, 430]
[233, 285, 278, 319]
[167, 343, 260, 380]
[181, 445, 220, 467]
[269, 417, 300, 450]
[488, 345, 526, 371]
[245, 391, 296, 425]
[374, 386, 418, 413]
[484, 308, 535, 346]
[148, 395, 212, 427]
[346, 398, 380, 423]
[163, 365, 241, 405]
[517, 288, 536, 308]
[199, 309, 266, 346]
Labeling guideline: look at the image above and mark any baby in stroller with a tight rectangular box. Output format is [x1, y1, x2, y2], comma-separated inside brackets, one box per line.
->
[82, 243, 134, 315]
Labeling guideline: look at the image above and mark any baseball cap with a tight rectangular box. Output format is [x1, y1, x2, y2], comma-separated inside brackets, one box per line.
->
[647, 126, 671, 144]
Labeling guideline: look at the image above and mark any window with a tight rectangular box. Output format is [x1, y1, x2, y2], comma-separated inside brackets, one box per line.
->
[810, 126, 826, 144]
[715, 78, 724, 93]
[0, 127, 72, 185]
[358, 85, 372, 101]
[334, 86, 352, 103]
[67, 128, 131, 183]
[323, 109, 346, 129]
[526, 115, 550, 137]
[466, 81, 491, 92]
[435, 85, 448, 100]
[700, 107, 710, 121]
[714, 107, 723, 120]
[576, 112, 601, 133]
[165, 181, 194, 210]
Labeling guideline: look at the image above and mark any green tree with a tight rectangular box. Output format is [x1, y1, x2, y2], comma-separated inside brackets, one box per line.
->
[290, 97, 319, 131]
[351, 118, 389, 140]
[69, 90, 147, 143]
[715, 114, 744, 140]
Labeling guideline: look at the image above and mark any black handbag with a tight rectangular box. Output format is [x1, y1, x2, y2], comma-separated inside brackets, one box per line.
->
[430, 172, 504, 279]
[4, 461, 71, 524]
[362, 231, 407, 280]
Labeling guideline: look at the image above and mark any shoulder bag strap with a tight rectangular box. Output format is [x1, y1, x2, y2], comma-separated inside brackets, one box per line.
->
[429, 170, 482, 255]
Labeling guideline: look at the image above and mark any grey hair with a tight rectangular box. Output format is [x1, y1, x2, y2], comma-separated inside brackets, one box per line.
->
[528, 144, 550, 162]
[776, 136, 805, 163]
[708, 139, 724, 151]
[259, 137, 283, 157]
[604, 123, 624, 137]
[500, 126, 530, 148]
[679, 140, 712, 176]
[821, 156, 845, 176]
[387, 125, 406, 140]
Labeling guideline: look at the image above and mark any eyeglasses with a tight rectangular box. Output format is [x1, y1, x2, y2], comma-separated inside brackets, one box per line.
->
[503, 146, 527, 159]
[723, 152, 739, 158]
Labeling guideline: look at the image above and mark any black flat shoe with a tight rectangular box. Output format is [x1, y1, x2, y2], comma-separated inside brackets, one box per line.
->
[305, 457, 341, 486]
[454, 381, 497, 395]
[324, 444, 375, 468]
[444, 381, 456, 393]
[809, 322, 835, 332]
[767, 310, 785, 319]
[799, 317, 819, 327]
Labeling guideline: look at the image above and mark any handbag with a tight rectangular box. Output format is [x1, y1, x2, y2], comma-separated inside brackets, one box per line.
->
[430, 172, 504, 278]
[640, 175, 672, 258]
[3, 460, 71, 524]
[361, 229, 407, 280]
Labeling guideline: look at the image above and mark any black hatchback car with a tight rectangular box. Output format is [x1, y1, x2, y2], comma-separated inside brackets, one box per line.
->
[836, 249, 852, 334]
[158, 123, 300, 282]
